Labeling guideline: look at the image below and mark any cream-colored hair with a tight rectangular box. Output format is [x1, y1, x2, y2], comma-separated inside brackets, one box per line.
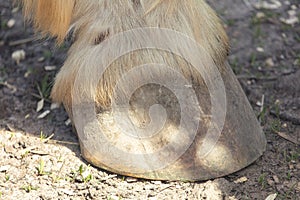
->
[21, 0, 229, 116]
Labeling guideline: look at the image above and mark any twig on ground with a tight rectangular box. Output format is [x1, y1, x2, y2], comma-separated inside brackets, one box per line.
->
[9, 37, 35, 46]
[273, 130, 299, 145]
[270, 110, 300, 125]
[30, 150, 49, 156]
[158, 185, 174, 193]
[0, 82, 17, 93]
[18, 146, 38, 155]
[48, 140, 79, 146]
[260, 94, 265, 113]
[42, 133, 55, 143]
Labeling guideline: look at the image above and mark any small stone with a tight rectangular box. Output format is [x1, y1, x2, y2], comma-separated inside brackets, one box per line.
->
[267, 179, 274, 186]
[11, 50, 26, 64]
[38, 57, 45, 62]
[256, 12, 265, 19]
[288, 10, 297, 16]
[44, 66, 57, 71]
[234, 176, 248, 183]
[254, 0, 282, 9]
[256, 101, 263, 107]
[50, 103, 60, 110]
[37, 110, 50, 119]
[65, 118, 72, 126]
[7, 19, 16, 28]
[265, 58, 275, 67]
[256, 47, 264, 52]
[265, 193, 277, 200]
[151, 181, 162, 185]
[126, 177, 138, 183]
[291, 5, 297, 10]
[273, 175, 280, 183]
[282, 123, 287, 128]
[280, 10, 299, 25]
[36, 99, 44, 112]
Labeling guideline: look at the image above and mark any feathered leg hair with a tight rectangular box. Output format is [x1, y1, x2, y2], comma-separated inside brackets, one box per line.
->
[21, 0, 229, 116]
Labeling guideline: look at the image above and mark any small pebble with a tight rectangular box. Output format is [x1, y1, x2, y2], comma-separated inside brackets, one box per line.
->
[7, 19, 16, 28]
[265, 58, 275, 67]
[256, 12, 265, 19]
[44, 65, 57, 71]
[37, 110, 50, 119]
[234, 176, 248, 184]
[11, 49, 26, 64]
[65, 118, 72, 126]
[291, 5, 297, 10]
[273, 175, 280, 183]
[265, 193, 277, 200]
[282, 123, 287, 128]
[267, 179, 274, 186]
[36, 99, 44, 112]
[126, 177, 138, 183]
[256, 47, 264, 52]
[38, 57, 45, 62]
[50, 103, 60, 110]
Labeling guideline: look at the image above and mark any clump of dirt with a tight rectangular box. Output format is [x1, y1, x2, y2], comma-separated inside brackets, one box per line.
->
[0, 0, 299, 199]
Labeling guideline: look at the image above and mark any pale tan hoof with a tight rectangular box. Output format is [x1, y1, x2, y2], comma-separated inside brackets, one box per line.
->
[75, 69, 266, 181]
[69, 29, 266, 181]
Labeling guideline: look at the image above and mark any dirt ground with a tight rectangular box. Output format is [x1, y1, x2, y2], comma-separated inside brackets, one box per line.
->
[0, 0, 299, 199]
